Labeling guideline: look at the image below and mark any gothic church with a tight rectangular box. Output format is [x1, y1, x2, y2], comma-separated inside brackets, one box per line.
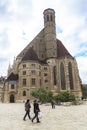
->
[4, 8, 82, 103]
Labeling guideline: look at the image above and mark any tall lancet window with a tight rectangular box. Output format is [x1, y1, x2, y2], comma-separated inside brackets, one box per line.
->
[53, 66, 57, 85]
[60, 63, 66, 90]
[50, 15, 53, 21]
[47, 15, 49, 21]
[68, 62, 74, 90]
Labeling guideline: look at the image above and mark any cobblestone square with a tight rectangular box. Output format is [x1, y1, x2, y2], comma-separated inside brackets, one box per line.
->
[0, 103, 87, 130]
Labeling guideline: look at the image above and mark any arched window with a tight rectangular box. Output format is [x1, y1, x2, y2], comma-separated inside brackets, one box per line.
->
[53, 66, 57, 85]
[68, 62, 74, 90]
[47, 15, 49, 21]
[60, 63, 66, 90]
[23, 91, 26, 96]
[50, 15, 53, 21]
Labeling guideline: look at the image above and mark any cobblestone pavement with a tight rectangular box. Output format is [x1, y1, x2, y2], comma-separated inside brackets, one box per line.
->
[0, 103, 87, 130]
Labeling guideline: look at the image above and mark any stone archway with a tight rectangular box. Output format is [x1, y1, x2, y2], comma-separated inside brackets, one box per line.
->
[10, 94, 15, 103]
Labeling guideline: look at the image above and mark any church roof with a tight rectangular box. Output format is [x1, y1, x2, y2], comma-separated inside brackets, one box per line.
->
[6, 73, 18, 81]
[17, 29, 44, 58]
[21, 47, 39, 61]
[21, 47, 47, 64]
[57, 39, 73, 58]
[20, 38, 73, 63]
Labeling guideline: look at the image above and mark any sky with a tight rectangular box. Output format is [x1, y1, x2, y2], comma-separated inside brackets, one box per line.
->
[0, 0, 87, 84]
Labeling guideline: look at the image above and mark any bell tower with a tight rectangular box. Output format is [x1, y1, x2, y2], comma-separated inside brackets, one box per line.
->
[43, 8, 57, 59]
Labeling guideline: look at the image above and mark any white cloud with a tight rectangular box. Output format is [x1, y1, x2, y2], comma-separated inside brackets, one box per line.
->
[77, 56, 87, 84]
[0, 0, 87, 83]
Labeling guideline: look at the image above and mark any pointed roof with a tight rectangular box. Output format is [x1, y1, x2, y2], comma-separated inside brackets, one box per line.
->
[6, 73, 18, 81]
[21, 47, 39, 61]
[17, 29, 44, 59]
[57, 39, 73, 58]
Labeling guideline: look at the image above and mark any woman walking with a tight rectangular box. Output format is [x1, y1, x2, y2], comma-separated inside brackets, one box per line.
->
[23, 99, 31, 121]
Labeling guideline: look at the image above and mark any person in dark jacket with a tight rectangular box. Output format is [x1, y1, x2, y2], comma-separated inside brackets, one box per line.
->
[51, 100, 55, 109]
[32, 100, 40, 123]
[23, 99, 31, 121]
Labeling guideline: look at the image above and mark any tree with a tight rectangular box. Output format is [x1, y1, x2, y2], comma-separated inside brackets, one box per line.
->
[53, 91, 75, 102]
[31, 88, 53, 103]
[81, 85, 87, 99]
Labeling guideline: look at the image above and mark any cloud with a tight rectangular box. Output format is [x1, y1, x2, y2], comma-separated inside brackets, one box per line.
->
[0, 0, 87, 84]
[0, 30, 9, 50]
[77, 56, 87, 84]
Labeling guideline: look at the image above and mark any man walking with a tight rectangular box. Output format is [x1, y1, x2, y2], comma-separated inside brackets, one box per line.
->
[32, 100, 40, 123]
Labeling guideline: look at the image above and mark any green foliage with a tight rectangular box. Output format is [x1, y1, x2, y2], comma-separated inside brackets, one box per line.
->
[31, 89, 39, 98]
[68, 94, 75, 101]
[81, 86, 87, 99]
[53, 91, 75, 102]
[31, 88, 53, 102]
[31, 89, 75, 103]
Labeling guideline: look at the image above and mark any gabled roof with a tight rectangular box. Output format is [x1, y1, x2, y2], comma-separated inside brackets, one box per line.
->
[17, 29, 44, 58]
[6, 73, 18, 81]
[21, 47, 39, 61]
[57, 39, 73, 58]
[21, 39, 73, 62]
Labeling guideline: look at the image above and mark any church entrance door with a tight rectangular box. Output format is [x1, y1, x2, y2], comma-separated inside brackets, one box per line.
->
[10, 94, 15, 103]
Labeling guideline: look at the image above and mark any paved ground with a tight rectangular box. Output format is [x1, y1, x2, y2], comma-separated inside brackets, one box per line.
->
[0, 102, 87, 130]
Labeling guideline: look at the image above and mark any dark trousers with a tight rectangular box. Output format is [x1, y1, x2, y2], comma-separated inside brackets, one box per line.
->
[32, 111, 39, 122]
[51, 103, 55, 108]
[23, 110, 31, 120]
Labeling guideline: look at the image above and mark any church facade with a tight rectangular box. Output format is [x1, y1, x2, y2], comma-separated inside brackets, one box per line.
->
[4, 8, 82, 103]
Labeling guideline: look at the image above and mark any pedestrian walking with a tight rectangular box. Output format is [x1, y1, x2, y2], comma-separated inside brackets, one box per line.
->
[23, 99, 31, 121]
[32, 100, 40, 123]
[51, 100, 55, 109]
